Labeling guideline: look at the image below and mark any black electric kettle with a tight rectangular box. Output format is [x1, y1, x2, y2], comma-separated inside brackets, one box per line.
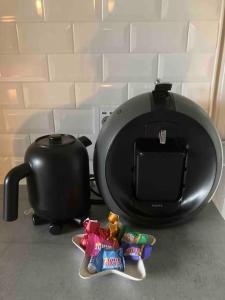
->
[3, 134, 92, 234]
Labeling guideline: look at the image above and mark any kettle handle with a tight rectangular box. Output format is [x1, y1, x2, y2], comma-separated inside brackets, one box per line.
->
[3, 162, 31, 221]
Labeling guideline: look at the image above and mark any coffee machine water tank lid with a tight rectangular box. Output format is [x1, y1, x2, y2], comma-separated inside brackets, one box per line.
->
[35, 134, 76, 147]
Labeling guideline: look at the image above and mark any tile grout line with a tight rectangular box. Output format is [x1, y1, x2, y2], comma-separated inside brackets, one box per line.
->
[46, 54, 51, 82]
[157, 53, 160, 81]
[129, 23, 132, 53]
[52, 109, 56, 133]
[20, 82, 26, 109]
[186, 21, 191, 52]
[161, 0, 165, 20]
[102, 53, 105, 82]
[74, 81, 77, 108]
[42, 0, 47, 21]
[127, 82, 129, 100]
[15, 23, 21, 54]
[101, 0, 104, 22]
[72, 23, 76, 53]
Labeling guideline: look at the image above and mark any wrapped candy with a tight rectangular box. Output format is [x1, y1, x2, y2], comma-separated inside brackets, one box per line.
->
[102, 248, 125, 271]
[121, 242, 152, 261]
[121, 226, 150, 244]
[108, 212, 119, 224]
[108, 222, 119, 240]
[80, 219, 101, 249]
[83, 218, 100, 234]
[77, 213, 156, 276]
[87, 254, 103, 273]
[80, 236, 88, 249]
[85, 233, 119, 257]
[107, 212, 120, 240]
[87, 248, 125, 273]
[98, 227, 110, 240]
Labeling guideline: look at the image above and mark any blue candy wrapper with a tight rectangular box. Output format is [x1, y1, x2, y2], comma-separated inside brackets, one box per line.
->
[102, 248, 125, 271]
[87, 248, 125, 273]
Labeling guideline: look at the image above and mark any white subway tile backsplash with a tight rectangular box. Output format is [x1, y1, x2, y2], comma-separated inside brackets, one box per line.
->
[10, 156, 27, 184]
[162, 0, 221, 20]
[29, 134, 41, 143]
[128, 82, 181, 98]
[158, 54, 215, 82]
[0, 157, 12, 182]
[17, 23, 74, 54]
[131, 22, 188, 53]
[10, 157, 24, 167]
[54, 109, 98, 134]
[45, 0, 101, 21]
[48, 54, 102, 82]
[0, 83, 24, 108]
[0, 134, 30, 156]
[0, 55, 48, 82]
[104, 54, 158, 82]
[0, 0, 44, 21]
[74, 23, 129, 53]
[0, 110, 6, 133]
[170, 83, 182, 94]
[23, 82, 75, 108]
[76, 82, 127, 108]
[128, 83, 155, 98]
[3, 109, 54, 133]
[0, 23, 18, 54]
[103, 0, 162, 21]
[182, 82, 211, 112]
[7, 156, 26, 184]
[187, 22, 219, 52]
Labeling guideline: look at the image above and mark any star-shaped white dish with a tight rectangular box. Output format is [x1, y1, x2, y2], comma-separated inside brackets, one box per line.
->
[72, 234, 156, 281]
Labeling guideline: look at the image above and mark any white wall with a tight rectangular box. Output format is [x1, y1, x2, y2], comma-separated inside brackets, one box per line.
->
[0, 0, 224, 183]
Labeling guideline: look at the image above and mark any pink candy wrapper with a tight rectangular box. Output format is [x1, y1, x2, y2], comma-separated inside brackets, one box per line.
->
[85, 233, 119, 257]
[80, 219, 111, 250]
[83, 219, 100, 234]
[80, 219, 101, 249]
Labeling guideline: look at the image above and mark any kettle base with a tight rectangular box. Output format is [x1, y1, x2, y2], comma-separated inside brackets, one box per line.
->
[48, 223, 63, 235]
[31, 213, 89, 235]
[32, 213, 62, 234]
[32, 214, 48, 226]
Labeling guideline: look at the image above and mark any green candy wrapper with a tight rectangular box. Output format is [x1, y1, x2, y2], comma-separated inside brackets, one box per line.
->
[120, 226, 150, 244]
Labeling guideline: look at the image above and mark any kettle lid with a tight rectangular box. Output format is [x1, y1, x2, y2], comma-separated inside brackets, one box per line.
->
[35, 134, 75, 147]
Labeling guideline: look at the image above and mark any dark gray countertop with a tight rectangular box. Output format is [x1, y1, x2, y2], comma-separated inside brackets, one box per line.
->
[0, 186, 225, 300]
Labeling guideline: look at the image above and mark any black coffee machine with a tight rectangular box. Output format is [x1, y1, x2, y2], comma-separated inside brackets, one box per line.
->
[94, 83, 223, 226]
[3, 134, 91, 234]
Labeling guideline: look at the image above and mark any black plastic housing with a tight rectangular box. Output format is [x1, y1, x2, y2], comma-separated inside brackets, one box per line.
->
[94, 83, 223, 227]
[134, 138, 186, 203]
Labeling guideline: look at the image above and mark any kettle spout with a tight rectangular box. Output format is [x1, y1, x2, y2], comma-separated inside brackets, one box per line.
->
[78, 136, 92, 147]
